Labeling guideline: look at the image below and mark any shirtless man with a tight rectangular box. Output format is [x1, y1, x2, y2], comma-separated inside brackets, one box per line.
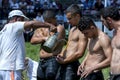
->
[100, 6, 120, 80]
[56, 4, 88, 80]
[77, 16, 112, 80]
[30, 9, 65, 80]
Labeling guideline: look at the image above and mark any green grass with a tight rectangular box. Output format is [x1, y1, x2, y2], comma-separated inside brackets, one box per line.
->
[25, 42, 40, 61]
[25, 42, 110, 80]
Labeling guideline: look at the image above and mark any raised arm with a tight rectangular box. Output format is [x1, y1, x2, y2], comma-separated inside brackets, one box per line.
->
[24, 21, 56, 31]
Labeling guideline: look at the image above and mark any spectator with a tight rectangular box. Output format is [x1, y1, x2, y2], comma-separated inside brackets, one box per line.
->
[50, 1, 58, 9]
[0, 0, 2, 8]
[26, 1, 35, 18]
[56, 10, 64, 25]
[34, 0, 41, 13]
[93, 0, 104, 11]
[83, 0, 93, 15]
[2, 0, 10, 19]
[42, 1, 49, 9]
[26, 1, 35, 14]
[35, 12, 44, 22]
[19, 0, 27, 13]
[55, 0, 63, 11]
[91, 0, 104, 19]
[9, 0, 19, 10]
[83, 0, 93, 10]
[111, 0, 120, 7]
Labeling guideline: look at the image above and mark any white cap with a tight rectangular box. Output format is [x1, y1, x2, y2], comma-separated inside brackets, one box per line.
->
[8, 10, 29, 20]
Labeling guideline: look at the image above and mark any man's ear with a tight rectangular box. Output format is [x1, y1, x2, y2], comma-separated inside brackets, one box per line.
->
[90, 26, 95, 29]
[106, 17, 112, 23]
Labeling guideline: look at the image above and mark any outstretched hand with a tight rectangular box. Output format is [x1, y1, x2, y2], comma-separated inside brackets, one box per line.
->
[48, 23, 57, 32]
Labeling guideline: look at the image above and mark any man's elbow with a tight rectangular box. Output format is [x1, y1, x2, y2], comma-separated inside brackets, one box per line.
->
[30, 39, 38, 45]
[77, 53, 84, 59]
[105, 58, 111, 67]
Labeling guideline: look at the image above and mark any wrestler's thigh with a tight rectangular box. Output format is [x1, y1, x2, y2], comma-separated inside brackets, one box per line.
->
[37, 61, 45, 79]
[64, 65, 80, 80]
[46, 58, 59, 75]
[110, 75, 120, 80]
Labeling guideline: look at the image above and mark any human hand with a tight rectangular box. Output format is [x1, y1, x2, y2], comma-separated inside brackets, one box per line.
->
[44, 36, 49, 41]
[56, 54, 65, 64]
[81, 66, 94, 78]
[50, 27, 57, 32]
[47, 23, 57, 32]
[77, 62, 85, 76]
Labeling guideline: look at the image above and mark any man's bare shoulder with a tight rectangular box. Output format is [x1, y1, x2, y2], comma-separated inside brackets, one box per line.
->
[99, 30, 111, 47]
[99, 31, 111, 41]
[77, 29, 87, 39]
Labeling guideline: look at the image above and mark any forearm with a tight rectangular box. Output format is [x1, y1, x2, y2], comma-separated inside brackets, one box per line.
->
[93, 58, 110, 71]
[63, 52, 83, 64]
[31, 36, 47, 44]
[24, 21, 50, 30]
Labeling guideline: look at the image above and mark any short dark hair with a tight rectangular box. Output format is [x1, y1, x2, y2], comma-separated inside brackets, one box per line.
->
[77, 16, 96, 31]
[100, 6, 120, 21]
[43, 9, 56, 20]
[64, 4, 82, 16]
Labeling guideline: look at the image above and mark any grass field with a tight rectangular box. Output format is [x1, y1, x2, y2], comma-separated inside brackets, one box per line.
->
[25, 42, 110, 80]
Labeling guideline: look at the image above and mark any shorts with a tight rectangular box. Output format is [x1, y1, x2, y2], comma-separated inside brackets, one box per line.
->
[81, 71, 104, 80]
[56, 60, 80, 80]
[110, 73, 120, 80]
[0, 70, 22, 80]
[37, 57, 60, 80]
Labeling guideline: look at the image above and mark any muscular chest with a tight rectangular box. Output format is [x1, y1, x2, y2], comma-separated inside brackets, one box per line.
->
[88, 39, 102, 53]
[69, 28, 80, 41]
[38, 28, 54, 37]
[112, 35, 120, 49]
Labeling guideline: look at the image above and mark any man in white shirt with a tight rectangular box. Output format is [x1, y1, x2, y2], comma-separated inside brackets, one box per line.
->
[0, 9, 56, 80]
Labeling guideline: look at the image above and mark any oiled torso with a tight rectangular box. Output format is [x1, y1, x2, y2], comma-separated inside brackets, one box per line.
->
[85, 32, 107, 70]
[111, 30, 120, 74]
[65, 27, 84, 57]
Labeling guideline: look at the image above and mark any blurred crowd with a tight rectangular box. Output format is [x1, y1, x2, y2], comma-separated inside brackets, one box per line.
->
[0, 0, 119, 42]
[0, 0, 63, 19]
[0, 0, 119, 20]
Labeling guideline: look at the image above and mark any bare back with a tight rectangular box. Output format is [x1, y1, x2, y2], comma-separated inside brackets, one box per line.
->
[111, 30, 120, 74]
